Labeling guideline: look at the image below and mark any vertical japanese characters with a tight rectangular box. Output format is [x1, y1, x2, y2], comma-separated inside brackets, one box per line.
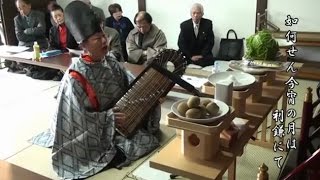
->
[285, 15, 299, 58]
[272, 14, 299, 169]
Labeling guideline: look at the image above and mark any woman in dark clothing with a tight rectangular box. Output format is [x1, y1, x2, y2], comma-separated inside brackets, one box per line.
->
[44, 4, 79, 81]
[48, 4, 79, 52]
[105, 3, 134, 61]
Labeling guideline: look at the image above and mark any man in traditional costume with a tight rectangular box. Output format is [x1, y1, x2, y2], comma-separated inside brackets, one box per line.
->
[49, 1, 161, 179]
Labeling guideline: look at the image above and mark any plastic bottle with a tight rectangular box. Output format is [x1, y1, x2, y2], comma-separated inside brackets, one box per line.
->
[212, 61, 220, 74]
[33, 41, 40, 61]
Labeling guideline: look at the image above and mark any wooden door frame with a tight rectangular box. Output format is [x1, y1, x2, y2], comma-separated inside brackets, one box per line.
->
[138, 0, 146, 11]
[1, 0, 18, 45]
[255, 0, 268, 32]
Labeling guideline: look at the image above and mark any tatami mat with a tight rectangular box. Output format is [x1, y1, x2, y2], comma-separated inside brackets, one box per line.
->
[6, 125, 176, 180]
[0, 71, 58, 160]
[0, 68, 59, 106]
[132, 143, 287, 180]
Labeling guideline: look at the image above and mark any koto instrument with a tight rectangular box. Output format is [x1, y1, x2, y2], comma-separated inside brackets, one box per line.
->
[115, 49, 188, 137]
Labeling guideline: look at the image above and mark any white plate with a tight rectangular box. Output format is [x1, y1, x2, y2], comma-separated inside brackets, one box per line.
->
[171, 98, 229, 124]
[208, 71, 256, 90]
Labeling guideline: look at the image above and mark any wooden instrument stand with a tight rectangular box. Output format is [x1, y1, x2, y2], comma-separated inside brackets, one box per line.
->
[202, 71, 289, 149]
[150, 71, 290, 180]
[167, 109, 235, 161]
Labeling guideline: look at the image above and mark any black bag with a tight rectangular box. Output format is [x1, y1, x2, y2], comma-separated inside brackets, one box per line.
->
[217, 29, 244, 60]
[26, 66, 61, 80]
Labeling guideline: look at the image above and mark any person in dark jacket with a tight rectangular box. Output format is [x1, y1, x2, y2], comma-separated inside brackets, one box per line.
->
[178, 3, 215, 67]
[105, 3, 134, 61]
[14, 0, 48, 48]
[126, 11, 167, 65]
[7, 0, 48, 73]
[48, 4, 79, 52]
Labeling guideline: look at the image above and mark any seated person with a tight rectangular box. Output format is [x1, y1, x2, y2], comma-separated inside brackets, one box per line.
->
[7, 0, 48, 73]
[48, 4, 79, 52]
[49, 1, 161, 179]
[14, 0, 48, 48]
[178, 3, 215, 67]
[105, 3, 134, 61]
[80, 5, 123, 61]
[126, 11, 167, 65]
[104, 26, 124, 61]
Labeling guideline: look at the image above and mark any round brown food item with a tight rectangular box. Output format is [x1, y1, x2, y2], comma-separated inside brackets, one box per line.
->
[198, 105, 208, 118]
[187, 96, 200, 108]
[177, 102, 189, 116]
[200, 99, 212, 107]
[185, 108, 202, 119]
[206, 102, 220, 116]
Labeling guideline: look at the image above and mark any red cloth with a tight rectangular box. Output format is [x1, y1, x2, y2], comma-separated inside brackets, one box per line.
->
[58, 24, 67, 49]
[69, 70, 100, 111]
[81, 54, 95, 63]
[70, 54, 98, 110]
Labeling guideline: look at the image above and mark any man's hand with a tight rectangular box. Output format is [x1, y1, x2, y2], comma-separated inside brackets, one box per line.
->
[113, 107, 126, 129]
[191, 55, 203, 61]
[24, 28, 32, 35]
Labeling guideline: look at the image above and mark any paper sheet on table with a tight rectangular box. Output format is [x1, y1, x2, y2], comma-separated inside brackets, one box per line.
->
[11, 51, 33, 59]
[0, 45, 29, 53]
[68, 48, 83, 56]
[0, 51, 13, 57]
[187, 61, 230, 72]
[201, 65, 214, 72]
[187, 64, 202, 69]
[177, 75, 208, 89]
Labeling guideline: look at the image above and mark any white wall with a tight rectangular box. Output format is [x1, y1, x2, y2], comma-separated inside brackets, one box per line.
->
[107, 0, 138, 24]
[268, 0, 320, 32]
[57, 0, 137, 23]
[56, 0, 71, 9]
[146, 0, 257, 55]
[268, 0, 320, 61]
[57, 0, 320, 61]
[56, 0, 111, 16]
[58, 0, 256, 56]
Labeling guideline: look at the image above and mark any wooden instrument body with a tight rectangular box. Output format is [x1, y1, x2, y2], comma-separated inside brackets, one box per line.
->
[115, 49, 187, 137]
